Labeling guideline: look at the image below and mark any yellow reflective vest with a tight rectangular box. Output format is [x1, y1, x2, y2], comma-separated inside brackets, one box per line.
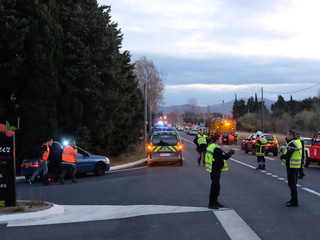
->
[205, 143, 228, 173]
[197, 134, 207, 145]
[256, 136, 268, 156]
[281, 139, 302, 168]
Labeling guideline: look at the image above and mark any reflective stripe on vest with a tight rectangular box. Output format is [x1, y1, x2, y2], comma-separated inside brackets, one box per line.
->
[197, 134, 207, 145]
[256, 137, 268, 156]
[282, 139, 302, 168]
[205, 144, 228, 172]
[62, 146, 77, 163]
[42, 143, 50, 161]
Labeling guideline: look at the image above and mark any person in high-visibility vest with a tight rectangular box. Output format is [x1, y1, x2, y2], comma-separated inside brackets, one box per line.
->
[59, 139, 78, 184]
[280, 129, 302, 207]
[29, 138, 53, 185]
[255, 131, 268, 170]
[193, 129, 208, 166]
[205, 135, 235, 209]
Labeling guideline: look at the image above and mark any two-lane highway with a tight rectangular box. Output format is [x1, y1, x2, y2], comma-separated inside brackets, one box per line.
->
[2, 130, 320, 240]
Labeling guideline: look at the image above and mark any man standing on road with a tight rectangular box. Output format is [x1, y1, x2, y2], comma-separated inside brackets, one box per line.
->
[205, 135, 235, 209]
[194, 129, 208, 166]
[59, 139, 78, 184]
[280, 129, 302, 207]
[29, 138, 53, 185]
[255, 131, 268, 170]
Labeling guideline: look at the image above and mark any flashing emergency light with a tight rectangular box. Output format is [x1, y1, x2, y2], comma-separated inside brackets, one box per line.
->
[224, 122, 231, 126]
[164, 116, 167, 119]
[157, 121, 164, 125]
[63, 140, 69, 146]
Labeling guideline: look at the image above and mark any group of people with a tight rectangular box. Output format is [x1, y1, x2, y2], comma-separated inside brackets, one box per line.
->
[28, 138, 78, 185]
[194, 128, 305, 209]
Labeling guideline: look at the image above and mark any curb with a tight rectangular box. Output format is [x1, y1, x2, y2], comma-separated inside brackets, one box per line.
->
[4, 158, 147, 223]
[0, 203, 65, 225]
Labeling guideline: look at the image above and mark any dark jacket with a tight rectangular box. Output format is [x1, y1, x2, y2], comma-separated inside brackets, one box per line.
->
[212, 147, 233, 171]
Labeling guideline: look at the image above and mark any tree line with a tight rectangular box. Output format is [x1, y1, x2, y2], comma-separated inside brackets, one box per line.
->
[0, 0, 145, 165]
[233, 94, 320, 135]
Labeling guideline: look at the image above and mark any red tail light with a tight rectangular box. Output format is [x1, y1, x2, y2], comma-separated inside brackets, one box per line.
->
[33, 160, 39, 168]
[147, 144, 152, 153]
[178, 143, 183, 152]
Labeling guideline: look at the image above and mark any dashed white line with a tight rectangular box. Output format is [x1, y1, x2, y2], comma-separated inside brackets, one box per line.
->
[229, 158, 320, 199]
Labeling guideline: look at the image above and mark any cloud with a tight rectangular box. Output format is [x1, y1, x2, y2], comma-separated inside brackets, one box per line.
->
[99, 0, 320, 107]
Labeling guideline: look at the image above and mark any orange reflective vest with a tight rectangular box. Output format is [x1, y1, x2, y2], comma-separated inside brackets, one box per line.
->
[42, 143, 50, 161]
[62, 145, 77, 163]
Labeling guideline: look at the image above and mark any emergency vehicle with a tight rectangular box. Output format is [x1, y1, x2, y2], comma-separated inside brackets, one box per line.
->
[147, 130, 183, 166]
[304, 130, 320, 168]
[209, 118, 236, 144]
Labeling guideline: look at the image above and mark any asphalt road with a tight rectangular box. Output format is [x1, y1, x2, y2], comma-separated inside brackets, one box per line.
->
[2, 131, 320, 240]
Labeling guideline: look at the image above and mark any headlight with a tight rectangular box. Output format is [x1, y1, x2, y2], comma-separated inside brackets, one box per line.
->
[105, 157, 110, 164]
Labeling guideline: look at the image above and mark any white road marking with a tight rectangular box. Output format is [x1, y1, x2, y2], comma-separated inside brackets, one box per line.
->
[7, 204, 261, 239]
[229, 158, 320, 199]
[214, 210, 261, 240]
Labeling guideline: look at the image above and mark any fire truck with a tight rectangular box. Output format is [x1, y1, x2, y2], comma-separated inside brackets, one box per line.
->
[208, 118, 236, 144]
[304, 130, 320, 168]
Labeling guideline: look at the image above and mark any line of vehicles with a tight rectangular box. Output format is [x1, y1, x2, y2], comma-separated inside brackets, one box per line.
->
[241, 129, 320, 169]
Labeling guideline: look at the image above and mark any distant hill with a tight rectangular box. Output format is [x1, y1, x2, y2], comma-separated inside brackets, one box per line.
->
[158, 98, 275, 115]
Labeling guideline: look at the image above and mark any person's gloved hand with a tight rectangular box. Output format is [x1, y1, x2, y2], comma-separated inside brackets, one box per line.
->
[228, 149, 235, 155]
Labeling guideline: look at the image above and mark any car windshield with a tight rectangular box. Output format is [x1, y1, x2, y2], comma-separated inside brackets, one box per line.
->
[151, 134, 178, 146]
[264, 135, 274, 141]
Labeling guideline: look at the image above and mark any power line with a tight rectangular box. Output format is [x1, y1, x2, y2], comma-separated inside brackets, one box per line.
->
[264, 83, 320, 95]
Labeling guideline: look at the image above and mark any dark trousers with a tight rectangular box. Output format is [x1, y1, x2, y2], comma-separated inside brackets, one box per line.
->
[60, 164, 77, 181]
[298, 159, 304, 177]
[198, 144, 207, 165]
[209, 169, 221, 202]
[287, 167, 298, 202]
[257, 155, 265, 167]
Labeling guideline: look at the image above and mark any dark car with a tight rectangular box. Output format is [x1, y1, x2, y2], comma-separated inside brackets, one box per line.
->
[147, 130, 183, 166]
[21, 142, 110, 180]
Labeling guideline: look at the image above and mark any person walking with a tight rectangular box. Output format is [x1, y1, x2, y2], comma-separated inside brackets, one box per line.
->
[205, 135, 235, 209]
[59, 139, 78, 184]
[255, 131, 268, 170]
[194, 129, 208, 166]
[296, 132, 305, 179]
[280, 129, 302, 207]
[29, 138, 53, 185]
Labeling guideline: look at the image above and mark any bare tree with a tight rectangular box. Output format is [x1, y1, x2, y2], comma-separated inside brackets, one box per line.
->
[134, 56, 166, 112]
[185, 97, 201, 124]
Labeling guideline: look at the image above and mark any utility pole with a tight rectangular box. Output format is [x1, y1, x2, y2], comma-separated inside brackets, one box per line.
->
[222, 100, 225, 119]
[261, 87, 264, 132]
[144, 82, 148, 151]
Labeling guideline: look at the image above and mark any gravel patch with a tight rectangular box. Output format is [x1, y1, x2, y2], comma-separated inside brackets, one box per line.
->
[0, 200, 53, 215]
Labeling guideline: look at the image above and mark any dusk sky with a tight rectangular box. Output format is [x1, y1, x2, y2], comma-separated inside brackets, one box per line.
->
[98, 0, 320, 106]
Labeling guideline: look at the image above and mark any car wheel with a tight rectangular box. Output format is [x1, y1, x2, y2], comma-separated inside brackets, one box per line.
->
[245, 147, 249, 154]
[94, 162, 106, 176]
[304, 154, 310, 168]
[273, 151, 278, 156]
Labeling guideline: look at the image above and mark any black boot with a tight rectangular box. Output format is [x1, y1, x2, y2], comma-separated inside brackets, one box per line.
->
[286, 199, 298, 207]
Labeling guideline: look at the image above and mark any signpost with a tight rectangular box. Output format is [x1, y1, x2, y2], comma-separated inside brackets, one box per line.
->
[0, 120, 18, 207]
